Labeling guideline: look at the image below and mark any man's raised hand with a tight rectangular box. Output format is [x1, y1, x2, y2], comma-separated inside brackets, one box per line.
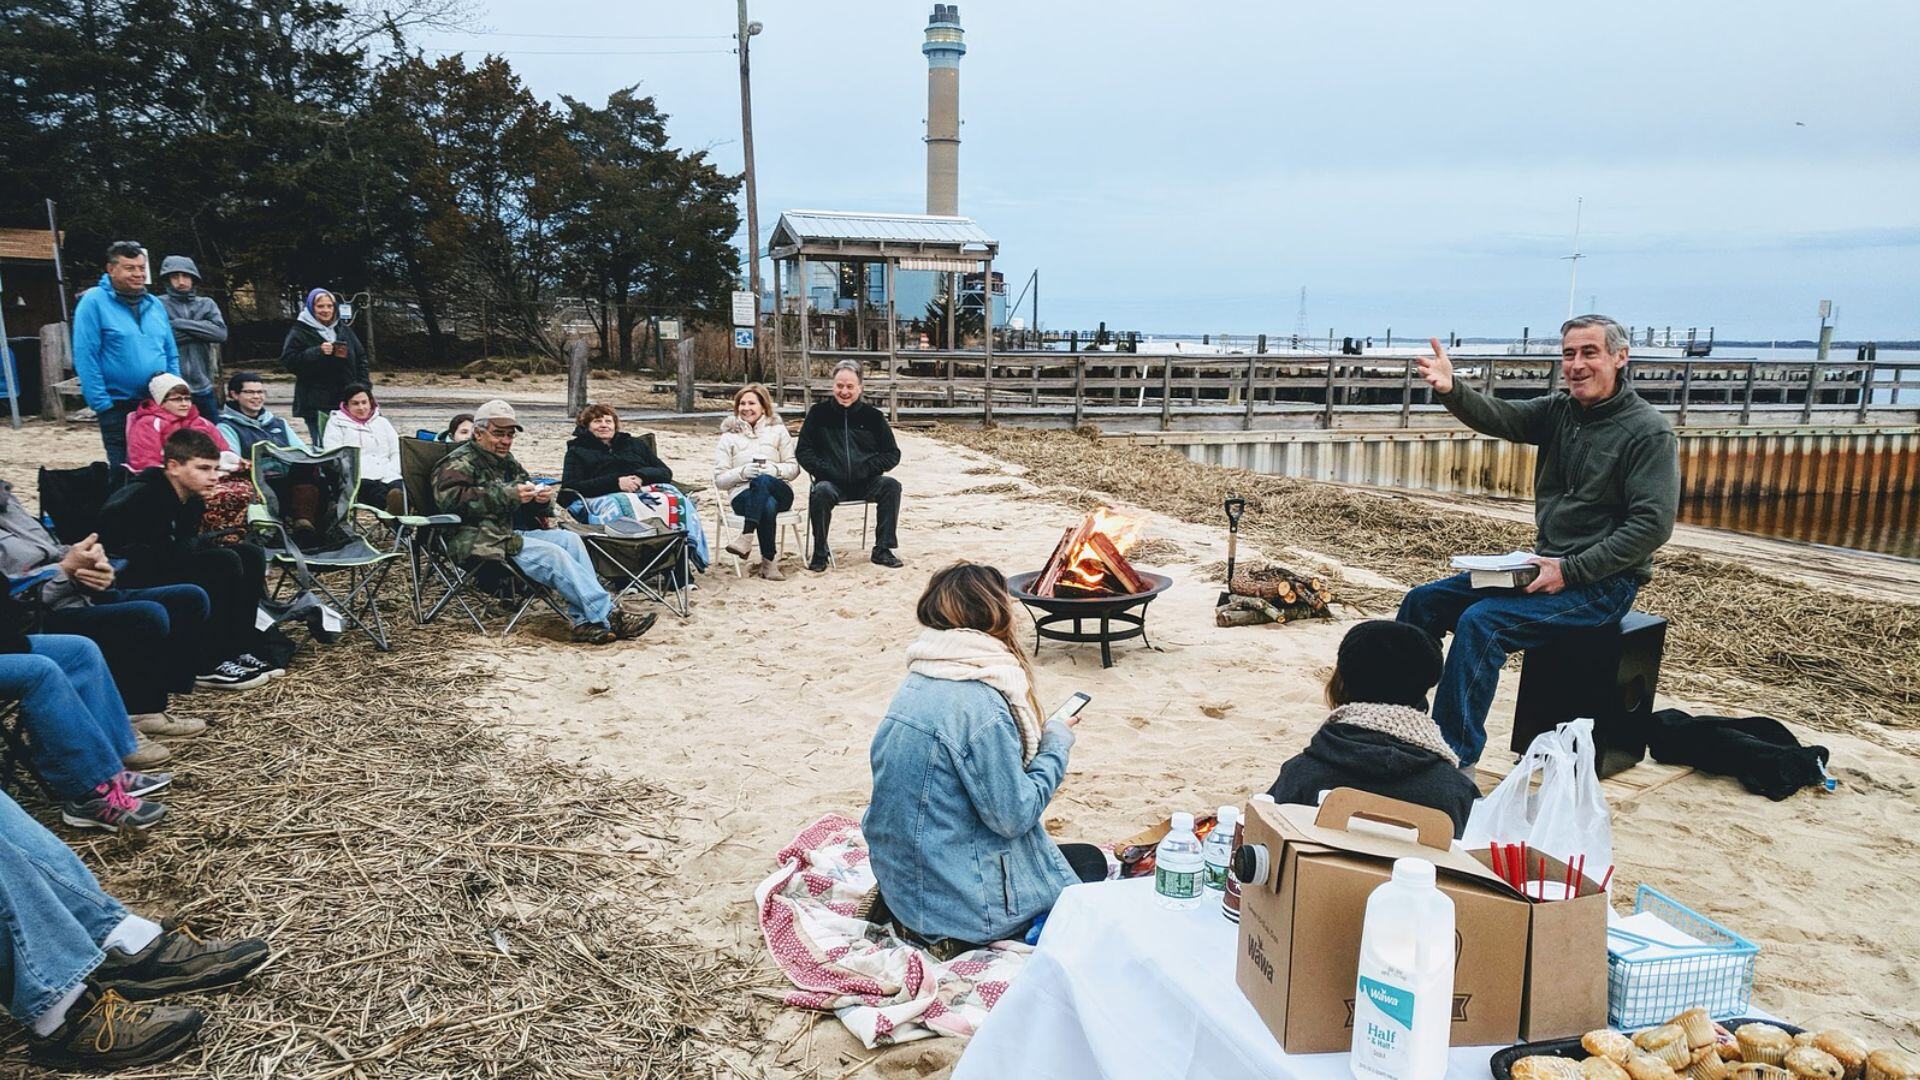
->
[1417, 337, 1455, 395]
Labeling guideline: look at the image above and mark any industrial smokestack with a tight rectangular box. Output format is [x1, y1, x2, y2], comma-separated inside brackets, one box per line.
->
[922, 4, 965, 216]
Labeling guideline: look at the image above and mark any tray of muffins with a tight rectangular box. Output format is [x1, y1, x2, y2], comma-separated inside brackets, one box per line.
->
[1493, 1005, 1920, 1080]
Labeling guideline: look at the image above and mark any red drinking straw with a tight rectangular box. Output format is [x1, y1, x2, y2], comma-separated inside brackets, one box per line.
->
[1489, 844, 1507, 885]
[1599, 865, 1614, 893]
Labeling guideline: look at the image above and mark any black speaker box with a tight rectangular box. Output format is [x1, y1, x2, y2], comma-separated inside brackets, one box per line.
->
[1510, 610, 1667, 778]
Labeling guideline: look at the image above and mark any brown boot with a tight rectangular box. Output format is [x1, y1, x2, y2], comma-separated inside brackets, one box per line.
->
[28, 987, 204, 1070]
[760, 560, 786, 582]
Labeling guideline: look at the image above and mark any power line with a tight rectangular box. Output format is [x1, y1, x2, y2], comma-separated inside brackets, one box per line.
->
[422, 30, 731, 40]
[416, 46, 733, 57]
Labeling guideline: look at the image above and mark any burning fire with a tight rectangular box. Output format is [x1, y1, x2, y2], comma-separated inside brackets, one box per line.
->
[1060, 508, 1144, 593]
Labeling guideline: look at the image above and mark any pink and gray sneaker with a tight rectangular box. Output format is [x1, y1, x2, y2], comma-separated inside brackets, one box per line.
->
[61, 776, 166, 832]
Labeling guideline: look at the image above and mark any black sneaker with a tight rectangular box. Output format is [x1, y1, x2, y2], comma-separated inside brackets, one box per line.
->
[27, 987, 203, 1071]
[807, 551, 831, 573]
[871, 548, 903, 568]
[195, 660, 270, 691]
[235, 652, 287, 679]
[95, 925, 272, 1001]
[118, 769, 172, 798]
[570, 622, 617, 645]
[612, 610, 658, 641]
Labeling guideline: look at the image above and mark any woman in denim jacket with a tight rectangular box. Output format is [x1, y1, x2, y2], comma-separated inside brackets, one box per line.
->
[864, 562, 1108, 949]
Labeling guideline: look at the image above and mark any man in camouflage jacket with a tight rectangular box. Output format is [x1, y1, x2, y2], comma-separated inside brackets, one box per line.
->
[431, 401, 652, 645]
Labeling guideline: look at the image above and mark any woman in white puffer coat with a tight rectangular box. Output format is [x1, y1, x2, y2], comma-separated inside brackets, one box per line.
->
[713, 383, 800, 580]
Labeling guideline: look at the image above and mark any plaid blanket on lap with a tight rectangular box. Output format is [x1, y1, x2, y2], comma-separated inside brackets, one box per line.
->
[756, 813, 1031, 1048]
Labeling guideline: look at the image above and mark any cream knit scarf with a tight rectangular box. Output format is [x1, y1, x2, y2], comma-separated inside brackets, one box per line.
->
[906, 628, 1042, 763]
[1326, 702, 1460, 767]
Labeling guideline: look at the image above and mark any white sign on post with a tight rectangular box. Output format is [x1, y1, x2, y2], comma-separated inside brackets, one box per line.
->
[1818, 300, 1832, 319]
[658, 319, 681, 341]
[730, 290, 756, 328]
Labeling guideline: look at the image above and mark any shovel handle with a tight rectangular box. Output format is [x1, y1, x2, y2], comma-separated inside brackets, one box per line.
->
[1224, 498, 1245, 530]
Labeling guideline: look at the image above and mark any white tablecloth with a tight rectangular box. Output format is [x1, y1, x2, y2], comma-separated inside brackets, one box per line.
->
[954, 877, 1505, 1080]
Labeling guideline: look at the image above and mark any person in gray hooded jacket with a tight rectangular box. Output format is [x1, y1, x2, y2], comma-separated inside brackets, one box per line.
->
[157, 256, 228, 421]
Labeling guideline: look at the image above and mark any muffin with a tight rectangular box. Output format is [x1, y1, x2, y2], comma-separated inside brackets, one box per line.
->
[1863, 1050, 1920, 1080]
[1691, 1048, 1732, 1080]
[1586, 1058, 1634, 1080]
[1514, 1056, 1586, 1080]
[1733, 1066, 1794, 1080]
[1795, 1034, 1819, 1048]
[1785, 1047, 1845, 1080]
[1626, 1056, 1683, 1080]
[1639, 1026, 1695, 1070]
[1584, 1031, 1637, 1066]
[1738, 1025, 1795, 1067]
[1673, 1008, 1718, 1050]
[1811, 1033, 1868, 1080]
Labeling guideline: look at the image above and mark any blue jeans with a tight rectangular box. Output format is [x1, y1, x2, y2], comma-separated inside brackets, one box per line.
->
[1396, 572, 1639, 766]
[94, 401, 135, 470]
[513, 529, 612, 628]
[42, 585, 210, 714]
[730, 475, 795, 559]
[0, 636, 136, 798]
[0, 790, 129, 1022]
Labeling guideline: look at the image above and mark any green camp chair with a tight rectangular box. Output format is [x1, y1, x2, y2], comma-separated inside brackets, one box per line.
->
[248, 443, 405, 650]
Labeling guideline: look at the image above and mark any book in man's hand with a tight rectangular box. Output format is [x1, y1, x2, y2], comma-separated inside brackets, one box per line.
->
[1468, 565, 1539, 590]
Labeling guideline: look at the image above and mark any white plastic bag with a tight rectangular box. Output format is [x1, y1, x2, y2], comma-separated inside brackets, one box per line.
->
[1463, 717, 1613, 882]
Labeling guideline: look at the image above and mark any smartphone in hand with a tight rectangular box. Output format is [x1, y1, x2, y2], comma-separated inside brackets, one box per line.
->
[1047, 692, 1092, 726]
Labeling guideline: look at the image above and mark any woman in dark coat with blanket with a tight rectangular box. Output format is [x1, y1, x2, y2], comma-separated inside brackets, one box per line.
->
[279, 289, 368, 443]
[1268, 620, 1481, 837]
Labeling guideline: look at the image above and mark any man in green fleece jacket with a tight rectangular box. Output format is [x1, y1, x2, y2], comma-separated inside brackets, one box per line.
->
[1397, 314, 1679, 769]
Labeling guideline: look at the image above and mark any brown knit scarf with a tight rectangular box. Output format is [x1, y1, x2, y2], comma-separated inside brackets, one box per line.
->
[1325, 702, 1459, 766]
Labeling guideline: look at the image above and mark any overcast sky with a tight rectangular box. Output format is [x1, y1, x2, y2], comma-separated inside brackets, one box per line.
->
[416, 1, 1919, 340]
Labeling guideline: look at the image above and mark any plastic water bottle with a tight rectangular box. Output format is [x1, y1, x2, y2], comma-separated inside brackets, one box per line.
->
[1203, 804, 1238, 892]
[1351, 857, 1455, 1080]
[1153, 812, 1205, 910]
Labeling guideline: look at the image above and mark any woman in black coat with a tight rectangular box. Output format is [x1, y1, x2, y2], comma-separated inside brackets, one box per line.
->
[279, 289, 368, 443]
[1268, 620, 1480, 837]
[561, 403, 672, 498]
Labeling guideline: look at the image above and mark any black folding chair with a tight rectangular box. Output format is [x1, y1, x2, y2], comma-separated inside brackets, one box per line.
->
[248, 444, 405, 650]
[36, 462, 119, 543]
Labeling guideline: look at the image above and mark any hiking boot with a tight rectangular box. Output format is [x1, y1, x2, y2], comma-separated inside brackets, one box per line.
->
[807, 551, 831, 573]
[26, 987, 203, 1071]
[612, 610, 658, 641]
[95, 925, 272, 1001]
[123, 732, 172, 770]
[385, 487, 407, 516]
[235, 652, 287, 680]
[871, 548, 903, 568]
[760, 560, 786, 582]
[61, 778, 165, 833]
[118, 769, 172, 799]
[132, 712, 206, 737]
[570, 622, 617, 645]
[195, 660, 270, 691]
[724, 533, 755, 559]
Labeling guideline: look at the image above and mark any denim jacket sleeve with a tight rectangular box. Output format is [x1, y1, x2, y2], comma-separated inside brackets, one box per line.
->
[951, 705, 1074, 840]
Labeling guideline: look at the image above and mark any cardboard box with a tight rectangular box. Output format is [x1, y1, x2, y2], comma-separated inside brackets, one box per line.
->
[1234, 789, 1607, 1054]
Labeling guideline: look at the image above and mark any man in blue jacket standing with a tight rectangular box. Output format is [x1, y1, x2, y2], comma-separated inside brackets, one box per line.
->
[71, 243, 179, 468]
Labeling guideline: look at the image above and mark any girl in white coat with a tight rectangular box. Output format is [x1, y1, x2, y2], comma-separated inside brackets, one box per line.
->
[714, 383, 799, 579]
[319, 382, 403, 512]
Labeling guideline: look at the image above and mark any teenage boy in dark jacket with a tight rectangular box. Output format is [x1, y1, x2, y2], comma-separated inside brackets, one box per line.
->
[1268, 620, 1479, 837]
[794, 361, 903, 572]
[1399, 315, 1680, 772]
[95, 430, 276, 690]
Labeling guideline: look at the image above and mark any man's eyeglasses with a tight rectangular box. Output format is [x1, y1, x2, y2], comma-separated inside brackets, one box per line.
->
[484, 425, 520, 438]
[235, 388, 267, 396]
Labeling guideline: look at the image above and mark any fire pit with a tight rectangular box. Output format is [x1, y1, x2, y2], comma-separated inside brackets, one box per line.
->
[1008, 509, 1172, 668]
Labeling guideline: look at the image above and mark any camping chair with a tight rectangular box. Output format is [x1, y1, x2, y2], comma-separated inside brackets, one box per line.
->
[379, 437, 569, 637]
[556, 493, 692, 618]
[247, 444, 405, 651]
[0, 699, 57, 800]
[36, 462, 119, 543]
[709, 497, 808, 576]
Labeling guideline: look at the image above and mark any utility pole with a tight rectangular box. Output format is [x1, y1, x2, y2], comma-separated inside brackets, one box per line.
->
[1563, 196, 1584, 321]
[736, 3, 765, 382]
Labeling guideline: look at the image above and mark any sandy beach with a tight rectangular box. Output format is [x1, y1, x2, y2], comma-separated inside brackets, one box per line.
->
[1, 396, 1914, 1078]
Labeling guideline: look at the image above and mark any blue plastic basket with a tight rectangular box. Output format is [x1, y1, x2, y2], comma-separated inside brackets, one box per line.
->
[1607, 885, 1758, 1028]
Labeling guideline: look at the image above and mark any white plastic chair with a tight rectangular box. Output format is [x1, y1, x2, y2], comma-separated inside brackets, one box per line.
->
[711, 496, 809, 575]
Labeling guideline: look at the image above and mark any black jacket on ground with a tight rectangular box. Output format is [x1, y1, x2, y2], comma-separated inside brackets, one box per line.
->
[279, 322, 369, 419]
[95, 468, 204, 587]
[794, 399, 900, 487]
[1267, 723, 1480, 838]
[1648, 708, 1830, 801]
[560, 428, 671, 497]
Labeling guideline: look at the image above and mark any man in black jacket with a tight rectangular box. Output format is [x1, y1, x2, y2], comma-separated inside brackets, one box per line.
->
[794, 362, 903, 572]
[95, 430, 275, 690]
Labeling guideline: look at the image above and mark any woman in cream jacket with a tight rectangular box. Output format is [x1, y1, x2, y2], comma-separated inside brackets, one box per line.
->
[714, 383, 799, 579]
